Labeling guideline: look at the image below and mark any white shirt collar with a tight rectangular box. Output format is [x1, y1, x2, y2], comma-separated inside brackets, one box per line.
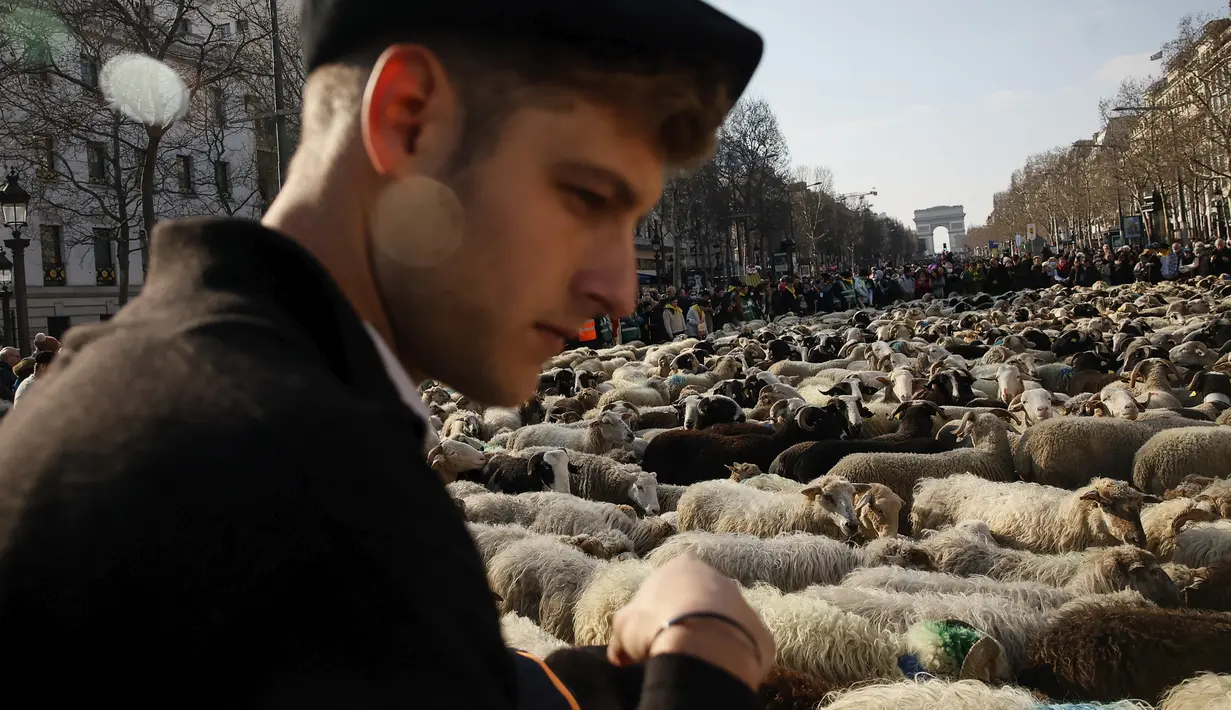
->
[363, 322, 438, 436]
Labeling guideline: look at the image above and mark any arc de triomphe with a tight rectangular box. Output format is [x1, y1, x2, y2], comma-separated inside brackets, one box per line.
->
[914, 205, 966, 253]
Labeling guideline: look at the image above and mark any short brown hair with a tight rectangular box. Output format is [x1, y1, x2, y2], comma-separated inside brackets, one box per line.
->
[301, 34, 729, 173]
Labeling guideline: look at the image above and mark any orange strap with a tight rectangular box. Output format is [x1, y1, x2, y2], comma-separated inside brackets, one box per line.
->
[514, 650, 581, 710]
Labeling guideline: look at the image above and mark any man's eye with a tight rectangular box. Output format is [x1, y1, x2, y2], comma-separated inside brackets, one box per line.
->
[567, 186, 608, 212]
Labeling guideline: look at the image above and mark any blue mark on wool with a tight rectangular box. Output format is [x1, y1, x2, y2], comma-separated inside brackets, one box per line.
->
[896, 654, 929, 680]
[667, 374, 689, 388]
[1060, 365, 1074, 377]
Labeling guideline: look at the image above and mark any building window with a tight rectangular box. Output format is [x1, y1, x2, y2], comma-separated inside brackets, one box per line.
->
[27, 40, 51, 84]
[211, 86, 226, 124]
[217, 22, 232, 39]
[234, 18, 248, 34]
[41, 225, 66, 286]
[79, 54, 99, 90]
[93, 227, 116, 286]
[87, 141, 108, 182]
[178, 154, 194, 193]
[37, 134, 56, 176]
[214, 160, 231, 196]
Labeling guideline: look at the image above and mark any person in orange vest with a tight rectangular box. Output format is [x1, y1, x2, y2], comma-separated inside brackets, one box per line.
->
[577, 319, 598, 342]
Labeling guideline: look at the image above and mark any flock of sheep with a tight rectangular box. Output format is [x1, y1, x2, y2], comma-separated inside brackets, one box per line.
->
[422, 275, 1231, 709]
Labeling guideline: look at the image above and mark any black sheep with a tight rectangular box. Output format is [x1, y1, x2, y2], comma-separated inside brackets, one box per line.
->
[460, 450, 571, 495]
[770, 434, 956, 481]
[641, 404, 848, 486]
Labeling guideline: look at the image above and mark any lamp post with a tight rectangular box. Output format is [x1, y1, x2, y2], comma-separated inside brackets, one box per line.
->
[0, 169, 31, 356]
[0, 250, 12, 347]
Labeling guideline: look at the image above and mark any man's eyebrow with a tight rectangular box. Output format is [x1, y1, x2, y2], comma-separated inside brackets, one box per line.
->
[557, 162, 642, 211]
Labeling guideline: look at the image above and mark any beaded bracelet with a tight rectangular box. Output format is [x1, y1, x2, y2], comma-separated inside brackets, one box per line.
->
[652, 610, 763, 665]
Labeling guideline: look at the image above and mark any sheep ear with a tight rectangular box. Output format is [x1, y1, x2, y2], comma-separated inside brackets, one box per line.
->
[800, 486, 823, 499]
[1079, 490, 1104, 503]
[852, 483, 872, 495]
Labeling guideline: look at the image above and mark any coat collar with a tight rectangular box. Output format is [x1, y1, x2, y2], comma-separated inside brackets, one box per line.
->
[141, 217, 415, 419]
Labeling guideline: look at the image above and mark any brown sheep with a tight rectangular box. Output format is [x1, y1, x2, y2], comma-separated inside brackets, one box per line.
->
[1166, 562, 1231, 612]
[1019, 604, 1231, 704]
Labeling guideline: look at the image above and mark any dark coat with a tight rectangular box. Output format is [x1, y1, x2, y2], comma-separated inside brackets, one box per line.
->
[0, 218, 754, 709]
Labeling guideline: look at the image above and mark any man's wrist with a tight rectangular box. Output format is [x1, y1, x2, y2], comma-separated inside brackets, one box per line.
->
[648, 619, 763, 689]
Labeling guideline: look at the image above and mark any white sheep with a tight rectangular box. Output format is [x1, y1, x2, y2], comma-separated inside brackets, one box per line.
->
[1132, 425, 1231, 495]
[646, 531, 863, 592]
[1159, 673, 1231, 710]
[1172, 519, 1231, 569]
[460, 490, 672, 555]
[840, 566, 1077, 611]
[823, 680, 1039, 710]
[486, 536, 598, 642]
[508, 410, 634, 454]
[572, 559, 655, 646]
[911, 474, 1150, 554]
[427, 438, 487, 484]
[500, 613, 568, 659]
[676, 475, 862, 540]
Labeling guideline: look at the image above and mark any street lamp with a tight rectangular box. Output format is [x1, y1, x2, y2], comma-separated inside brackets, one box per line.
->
[0, 168, 31, 355]
[0, 250, 11, 347]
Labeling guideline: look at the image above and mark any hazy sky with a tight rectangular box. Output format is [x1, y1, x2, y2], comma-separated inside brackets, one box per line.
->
[708, 0, 1227, 239]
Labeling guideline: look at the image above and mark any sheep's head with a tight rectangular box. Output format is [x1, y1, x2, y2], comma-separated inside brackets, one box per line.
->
[1195, 478, 1231, 519]
[995, 364, 1026, 403]
[854, 482, 903, 539]
[1129, 357, 1181, 389]
[592, 410, 635, 444]
[422, 386, 452, 406]
[576, 388, 603, 411]
[1008, 389, 1059, 424]
[527, 449, 571, 495]
[800, 474, 860, 539]
[627, 470, 659, 516]
[518, 394, 546, 425]
[696, 394, 745, 429]
[726, 462, 763, 482]
[427, 439, 486, 482]
[670, 351, 701, 374]
[1168, 341, 1215, 369]
[1162, 562, 1209, 606]
[455, 412, 483, 439]
[1084, 546, 1183, 608]
[1078, 479, 1153, 549]
[832, 394, 873, 439]
[601, 400, 640, 429]
[1094, 387, 1139, 419]
[565, 531, 633, 560]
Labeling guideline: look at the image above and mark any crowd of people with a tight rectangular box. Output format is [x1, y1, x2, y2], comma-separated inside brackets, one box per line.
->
[623, 238, 1231, 345]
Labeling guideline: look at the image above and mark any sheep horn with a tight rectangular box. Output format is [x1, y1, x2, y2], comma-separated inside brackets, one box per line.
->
[1162, 358, 1181, 383]
[1171, 507, 1215, 535]
[959, 635, 1009, 683]
[928, 360, 945, 378]
[1128, 359, 1147, 389]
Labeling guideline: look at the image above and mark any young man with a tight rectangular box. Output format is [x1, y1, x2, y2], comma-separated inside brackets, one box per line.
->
[0, 0, 773, 706]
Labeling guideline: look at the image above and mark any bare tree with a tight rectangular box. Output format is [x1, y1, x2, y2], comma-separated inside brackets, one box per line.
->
[0, 0, 270, 303]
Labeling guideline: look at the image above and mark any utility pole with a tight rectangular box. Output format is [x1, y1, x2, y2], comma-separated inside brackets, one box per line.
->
[268, 0, 291, 188]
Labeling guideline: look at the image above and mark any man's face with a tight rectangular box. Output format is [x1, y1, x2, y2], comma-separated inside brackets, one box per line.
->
[1172, 243, 1181, 253]
[1, 351, 17, 367]
[373, 98, 659, 405]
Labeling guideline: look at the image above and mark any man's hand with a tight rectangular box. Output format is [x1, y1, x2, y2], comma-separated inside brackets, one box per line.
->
[606, 554, 773, 689]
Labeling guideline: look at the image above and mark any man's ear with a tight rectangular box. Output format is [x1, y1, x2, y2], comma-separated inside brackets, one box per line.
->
[361, 44, 461, 179]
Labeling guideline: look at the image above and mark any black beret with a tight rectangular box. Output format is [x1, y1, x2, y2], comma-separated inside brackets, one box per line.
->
[300, 0, 763, 107]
